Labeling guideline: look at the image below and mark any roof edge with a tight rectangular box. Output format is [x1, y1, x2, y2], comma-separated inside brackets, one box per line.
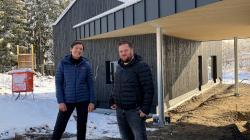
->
[52, 0, 77, 26]
[72, 0, 141, 28]
[52, 0, 127, 26]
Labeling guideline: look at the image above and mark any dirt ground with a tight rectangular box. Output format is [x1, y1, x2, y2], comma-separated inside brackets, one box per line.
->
[146, 84, 250, 140]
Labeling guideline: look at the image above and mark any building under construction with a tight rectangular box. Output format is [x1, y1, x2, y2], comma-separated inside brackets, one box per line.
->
[52, 0, 250, 123]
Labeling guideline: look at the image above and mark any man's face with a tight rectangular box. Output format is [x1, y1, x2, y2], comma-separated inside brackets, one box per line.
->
[71, 44, 84, 59]
[119, 44, 134, 62]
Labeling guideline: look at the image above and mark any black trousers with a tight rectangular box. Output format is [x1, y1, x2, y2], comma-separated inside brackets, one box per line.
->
[52, 101, 89, 140]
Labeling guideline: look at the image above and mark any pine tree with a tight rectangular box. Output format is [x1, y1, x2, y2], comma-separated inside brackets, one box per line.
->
[0, 0, 28, 71]
[25, 0, 70, 73]
[0, 0, 70, 72]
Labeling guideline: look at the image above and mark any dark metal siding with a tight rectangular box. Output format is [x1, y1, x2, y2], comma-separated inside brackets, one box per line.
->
[82, 34, 158, 108]
[53, 0, 222, 109]
[74, 0, 220, 39]
[124, 6, 134, 27]
[115, 10, 124, 29]
[76, 27, 81, 40]
[108, 13, 115, 32]
[90, 22, 95, 36]
[163, 36, 222, 100]
[95, 19, 101, 35]
[85, 24, 90, 38]
[146, 0, 159, 20]
[101, 17, 108, 34]
[201, 41, 223, 83]
[79, 34, 221, 108]
[159, 0, 175, 17]
[197, 0, 220, 7]
[80, 26, 85, 38]
[134, 1, 145, 24]
[53, 0, 122, 65]
[176, 0, 196, 12]
[163, 36, 200, 100]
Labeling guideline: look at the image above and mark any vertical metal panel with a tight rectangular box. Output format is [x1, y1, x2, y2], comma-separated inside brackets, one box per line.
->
[124, 6, 134, 27]
[95, 19, 101, 35]
[75, 28, 79, 40]
[108, 13, 115, 32]
[101, 16, 108, 33]
[90, 21, 95, 36]
[134, 1, 145, 24]
[115, 10, 124, 29]
[75, 28, 78, 40]
[145, 0, 159, 21]
[78, 27, 82, 40]
[85, 24, 90, 37]
[197, 0, 219, 7]
[159, 0, 175, 17]
[176, 0, 196, 12]
[80, 26, 85, 39]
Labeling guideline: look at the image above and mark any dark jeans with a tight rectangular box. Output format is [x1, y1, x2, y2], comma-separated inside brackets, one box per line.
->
[52, 101, 89, 140]
[116, 108, 147, 140]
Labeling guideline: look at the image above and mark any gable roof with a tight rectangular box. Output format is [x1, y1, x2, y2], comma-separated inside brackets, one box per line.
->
[73, 0, 141, 28]
[52, 0, 77, 26]
[52, 0, 125, 26]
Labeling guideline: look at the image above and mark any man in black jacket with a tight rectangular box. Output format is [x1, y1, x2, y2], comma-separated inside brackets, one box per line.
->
[110, 41, 154, 140]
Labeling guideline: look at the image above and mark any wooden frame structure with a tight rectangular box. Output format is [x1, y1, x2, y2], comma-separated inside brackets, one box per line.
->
[17, 45, 35, 70]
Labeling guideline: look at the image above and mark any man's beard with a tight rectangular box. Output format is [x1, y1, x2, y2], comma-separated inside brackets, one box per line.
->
[122, 55, 133, 63]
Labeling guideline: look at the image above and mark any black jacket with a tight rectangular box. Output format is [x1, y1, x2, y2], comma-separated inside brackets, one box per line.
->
[110, 54, 154, 114]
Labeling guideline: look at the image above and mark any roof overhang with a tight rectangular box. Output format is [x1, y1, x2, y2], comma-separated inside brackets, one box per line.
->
[83, 0, 250, 41]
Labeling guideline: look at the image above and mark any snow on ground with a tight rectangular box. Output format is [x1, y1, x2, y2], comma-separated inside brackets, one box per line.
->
[0, 94, 62, 139]
[0, 73, 121, 139]
[222, 71, 250, 84]
[0, 73, 12, 94]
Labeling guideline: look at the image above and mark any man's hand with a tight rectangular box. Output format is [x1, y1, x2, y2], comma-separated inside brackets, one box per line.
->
[88, 103, 95, 112]
[111, 104, 117, 110]
[59, 103, 67, 112]
[139, 110, 147, 118]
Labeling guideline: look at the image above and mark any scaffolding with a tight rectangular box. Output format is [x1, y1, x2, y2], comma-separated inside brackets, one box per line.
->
[17, 45, 35, 70]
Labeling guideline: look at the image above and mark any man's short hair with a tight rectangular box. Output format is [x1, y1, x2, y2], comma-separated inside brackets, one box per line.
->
[71, 40, 85, 50]
[118, 40, 133, 49]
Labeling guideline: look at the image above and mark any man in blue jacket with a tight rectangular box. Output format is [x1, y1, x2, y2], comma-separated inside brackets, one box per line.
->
[52, 41, 95, 140]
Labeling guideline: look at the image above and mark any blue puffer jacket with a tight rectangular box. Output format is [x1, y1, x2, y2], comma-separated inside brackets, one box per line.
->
[55, 55, 95, 104]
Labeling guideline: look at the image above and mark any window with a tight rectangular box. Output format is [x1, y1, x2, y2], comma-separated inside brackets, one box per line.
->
[208, 57, 212, 81]
[208, 56, 217, 83]
[106, 61, 118, 84]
